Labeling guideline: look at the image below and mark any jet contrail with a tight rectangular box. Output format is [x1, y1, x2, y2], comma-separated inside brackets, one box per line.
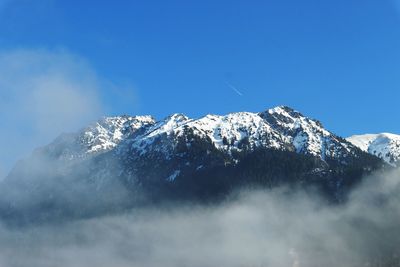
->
[225, 81, 243, 96]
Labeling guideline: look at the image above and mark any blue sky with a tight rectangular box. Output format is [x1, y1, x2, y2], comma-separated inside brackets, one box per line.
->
[1, 0, 400, 173]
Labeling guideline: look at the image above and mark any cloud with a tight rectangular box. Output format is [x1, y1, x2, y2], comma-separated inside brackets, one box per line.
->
[0, 169, 399, 267]
[0, 48, 104, 177]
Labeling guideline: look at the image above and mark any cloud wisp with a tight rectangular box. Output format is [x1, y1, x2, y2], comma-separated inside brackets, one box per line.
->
[225, 81, 244, 96]
[0, 169, 399, 267]
[0, 48, 104, 177]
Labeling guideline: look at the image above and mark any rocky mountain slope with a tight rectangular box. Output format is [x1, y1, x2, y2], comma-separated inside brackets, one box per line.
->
[37, 106, 365, 163]
[1, 106, 387, 223]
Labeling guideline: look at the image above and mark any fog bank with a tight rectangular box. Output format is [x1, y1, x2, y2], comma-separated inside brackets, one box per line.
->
[0, 169, 399, 267]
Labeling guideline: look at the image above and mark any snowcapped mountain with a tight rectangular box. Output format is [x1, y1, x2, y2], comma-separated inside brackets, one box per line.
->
[81, 115, 155, 153]
[347, 133, 400, 166]
[259, 106, 354, 160]
[1, 106, 386, 222]
[18, 105, 384, 189]
[53, 105, 358, 164]
[35, 115, 156, 161]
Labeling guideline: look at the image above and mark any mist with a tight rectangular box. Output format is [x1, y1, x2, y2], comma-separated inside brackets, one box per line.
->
[0, 48, 104, 178]
[0, 169, 399, 267]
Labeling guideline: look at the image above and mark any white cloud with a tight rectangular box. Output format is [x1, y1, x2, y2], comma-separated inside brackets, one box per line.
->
[0, 48, 104, 177]
[1, 169, 400, 267]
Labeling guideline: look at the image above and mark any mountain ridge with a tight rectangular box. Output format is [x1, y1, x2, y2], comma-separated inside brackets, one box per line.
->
[40, 105, 361, 163]
[0, 105, 391, 223]
[347, 133, 400, 166]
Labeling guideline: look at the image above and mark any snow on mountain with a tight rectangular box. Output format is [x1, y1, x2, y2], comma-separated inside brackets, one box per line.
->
[81, 115, 155, 153]
[259, 106, 352, 160]
[103, 106, 357, 164]
[3, 105, 386, 218]
[347, 133, 400, 165]
[40, 115, 156, 161]
[182, 111, 288, 150]
[38, 106, 370, 166]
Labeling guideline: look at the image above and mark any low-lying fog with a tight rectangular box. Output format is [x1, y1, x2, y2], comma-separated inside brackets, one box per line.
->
[0, 169, 399, 267]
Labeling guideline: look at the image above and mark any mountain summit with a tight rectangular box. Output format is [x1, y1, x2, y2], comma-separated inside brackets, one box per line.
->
[43, 105, 364, 163]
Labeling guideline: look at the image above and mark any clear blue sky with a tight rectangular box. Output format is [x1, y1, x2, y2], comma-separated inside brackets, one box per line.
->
[1, 0, 400, 137]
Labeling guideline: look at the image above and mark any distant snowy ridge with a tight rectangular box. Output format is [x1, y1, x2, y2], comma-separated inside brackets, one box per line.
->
[347, 133, 400, 165]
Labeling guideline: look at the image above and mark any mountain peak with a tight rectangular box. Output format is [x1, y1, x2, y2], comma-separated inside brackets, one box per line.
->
[3, 105, 387, 220]
[28, 106, 388, 169]
[98, 106, 359, 163]
[82, 115, 156, 153]
[268, 105, 297, 113]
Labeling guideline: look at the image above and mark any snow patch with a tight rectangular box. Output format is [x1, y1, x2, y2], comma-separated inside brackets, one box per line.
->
[166, 170, 180, 182]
